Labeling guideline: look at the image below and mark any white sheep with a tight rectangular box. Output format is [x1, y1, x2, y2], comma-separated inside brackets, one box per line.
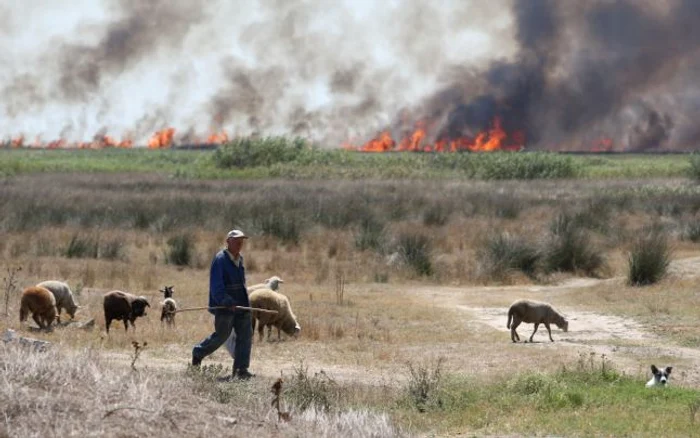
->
[249, 288, 301, 342]
[36, 280, 80, 324]
[248, 276, 284, 292]
[159, 285, 178, 327]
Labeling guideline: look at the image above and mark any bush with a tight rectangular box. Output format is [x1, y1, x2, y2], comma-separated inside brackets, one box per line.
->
[396, 233, 433, 277]
[422, 202, 451, 226]
[166, 233, 194, 266]
[478, 232, 540, 280]
[258, 214, 301, 245]
[285, 363, 340, 412]
[543, 213, 605, 276]
[354, 215, 386, 252]
[688, 153, 700, 182]
[627, 230, 671, 286]
[64, 234, 99, 259]
[213, 136, 310, 168]
[405, 358, 445, 412]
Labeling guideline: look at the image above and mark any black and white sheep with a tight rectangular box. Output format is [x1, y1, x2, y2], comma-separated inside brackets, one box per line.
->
[36, 280, 80, 324]
[159, 285, 178, 327]
[19, 286, 58, 330]
[249, 288, 300, 342]
[103, 290, 150, 333]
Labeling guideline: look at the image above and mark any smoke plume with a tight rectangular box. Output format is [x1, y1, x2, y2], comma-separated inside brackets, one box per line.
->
[2, 0, 700, 150]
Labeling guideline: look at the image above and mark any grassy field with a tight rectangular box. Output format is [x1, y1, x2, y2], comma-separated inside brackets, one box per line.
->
[4, 147, 700, 437]
[1, 144, 698, 179]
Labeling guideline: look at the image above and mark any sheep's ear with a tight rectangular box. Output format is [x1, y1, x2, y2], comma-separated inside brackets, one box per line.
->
[666, 366, 673, 375]
[651, 365, 659, 374]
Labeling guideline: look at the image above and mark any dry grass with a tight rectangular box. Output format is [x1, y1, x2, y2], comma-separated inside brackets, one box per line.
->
[6, 173, 700, 435]
[0, 342, 404, 438]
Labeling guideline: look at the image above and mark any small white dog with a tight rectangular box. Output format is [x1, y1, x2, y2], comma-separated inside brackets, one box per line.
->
[646, 365, 672, 388]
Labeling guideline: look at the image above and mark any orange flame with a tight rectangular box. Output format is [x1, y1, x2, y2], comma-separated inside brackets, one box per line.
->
[345, 117, 525, 152]
[148, 128, 175, 149]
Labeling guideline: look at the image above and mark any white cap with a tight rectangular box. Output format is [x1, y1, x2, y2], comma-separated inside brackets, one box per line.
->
[226, 229, 248, 240]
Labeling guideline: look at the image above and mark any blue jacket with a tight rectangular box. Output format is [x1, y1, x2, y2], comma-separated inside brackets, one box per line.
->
[208, 250, 249, 314]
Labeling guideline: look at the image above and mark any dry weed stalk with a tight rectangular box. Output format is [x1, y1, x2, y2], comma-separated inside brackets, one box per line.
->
[3, 265, 22, 317]
[131, 341, 148, 371]
[335, 269, 345, 305]
[271, 377, 291, 422]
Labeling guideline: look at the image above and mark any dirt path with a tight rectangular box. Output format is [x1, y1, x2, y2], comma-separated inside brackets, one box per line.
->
[64, 257, 700, 389]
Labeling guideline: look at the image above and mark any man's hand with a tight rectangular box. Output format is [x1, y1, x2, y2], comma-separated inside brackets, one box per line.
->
[230, 305, 237, 311]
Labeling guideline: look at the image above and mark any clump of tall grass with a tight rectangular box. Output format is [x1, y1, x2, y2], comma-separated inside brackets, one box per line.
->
[687, 152, 700, 182]
[64, 234, 99, 259]
[627, 229, 672, 286]
[478, 232, 541, 281]
[404, 358, 445, 413]
[166, 233, 194, 266]
[395, 233, 433, 277]
[285, 363, 342, 412]
[542, 212, 605, 276]
[258, 214, 301, 245]
[354, 215, 386, 252]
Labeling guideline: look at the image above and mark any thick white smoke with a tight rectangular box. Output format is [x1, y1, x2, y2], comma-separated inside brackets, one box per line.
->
[1, 0, 516, 147]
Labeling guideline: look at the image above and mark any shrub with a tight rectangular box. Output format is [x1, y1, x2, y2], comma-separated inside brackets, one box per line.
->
[688, 153, 700, 182]
[627, 230, 671, 286]
[258, 214, 301, 245]
[683, 220, 700, 243]
[543, 213, 605, 276]
[285, 363, 340, 412]
[478, 232, 540, 280]
[213, 136, 310, 168]
[166, 233, 194, 266]
[422, 202, 451, 226]
[100, 238, 126, 261]
[354, 215, 386, 252]
[405, 358, 445, 412]
[396, 233, 433, 277]
[64, 234, 99, 259]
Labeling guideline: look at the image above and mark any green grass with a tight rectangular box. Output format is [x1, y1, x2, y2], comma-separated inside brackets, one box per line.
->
[396, 354, 700, 437]
[2, 146, 694, 180]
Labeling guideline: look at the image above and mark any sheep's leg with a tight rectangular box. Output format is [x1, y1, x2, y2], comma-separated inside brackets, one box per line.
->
[123, 318, 129, 332]
[266, 325, 272, 341]
[32, 313, 45, 329]
[510, 319, 521, 342]
[277, 327, 281, 341]
[529, 323, 540, 342]
[105, 318, 112, 334]
[56, 308, 62, 324]
[257, 322, 265, 342]
[544, 322, 554, 342]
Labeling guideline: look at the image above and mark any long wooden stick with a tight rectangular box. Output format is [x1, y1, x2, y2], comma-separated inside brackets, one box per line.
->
[174, 305, 278, 314]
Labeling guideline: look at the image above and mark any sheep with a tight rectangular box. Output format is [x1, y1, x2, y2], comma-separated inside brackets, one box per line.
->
[103, 290, 150, 333]
[36, 280, 80, 324]
[507, 299, 569, 343]
[19, 286, 58, 330]
[159, 285, 178, 327]
[249, 288, 301, 342]
[248, 276, 284, 292]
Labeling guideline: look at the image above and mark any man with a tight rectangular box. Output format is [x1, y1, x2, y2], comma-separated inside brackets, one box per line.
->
[192, 229, 254, 380]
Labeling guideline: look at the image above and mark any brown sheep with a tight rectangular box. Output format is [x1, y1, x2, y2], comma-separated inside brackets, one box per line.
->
[103, 290, 150, 333]
[507, 299, 569, 343]
[36, 280, 80, 324]
[249, 288, 300, 342]
[19, 286, 58, 330]
[159, 285, 177, 327]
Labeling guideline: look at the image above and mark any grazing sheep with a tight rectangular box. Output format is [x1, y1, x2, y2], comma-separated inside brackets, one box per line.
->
[19, 286, 58, 330]
[36, 280, 80, 324]
[248, 276, 284, 292]
[507, 299, 569, 343]
[103, 290, 150, 333]
[159, 285, 178, 327]
[249, 288, 300, 342]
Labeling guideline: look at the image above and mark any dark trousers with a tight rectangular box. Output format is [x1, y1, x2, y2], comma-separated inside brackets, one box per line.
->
[192, 310, 252, 371]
